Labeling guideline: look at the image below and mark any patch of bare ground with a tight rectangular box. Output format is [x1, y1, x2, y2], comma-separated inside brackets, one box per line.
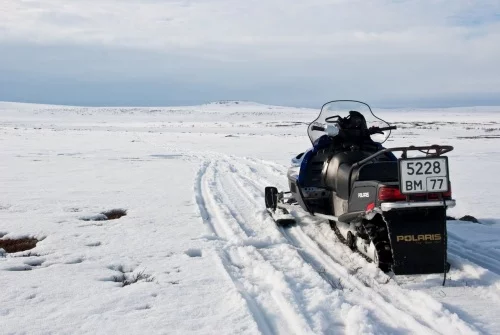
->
[102, 209, 127, 220]
[80, 208, 127, 221]
[0, 237, 38, 253]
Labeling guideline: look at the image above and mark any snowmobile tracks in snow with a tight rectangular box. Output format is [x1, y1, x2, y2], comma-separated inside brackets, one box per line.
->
[448, 231, 500, 277]
[194, 154, 479, 334]
[195, 159, 338, 334]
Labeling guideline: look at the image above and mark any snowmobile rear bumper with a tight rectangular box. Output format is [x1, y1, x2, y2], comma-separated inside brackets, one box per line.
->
[381, 200, 455, 211]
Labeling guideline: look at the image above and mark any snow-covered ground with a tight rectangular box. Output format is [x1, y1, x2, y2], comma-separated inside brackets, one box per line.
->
[1, 101, 499, 334]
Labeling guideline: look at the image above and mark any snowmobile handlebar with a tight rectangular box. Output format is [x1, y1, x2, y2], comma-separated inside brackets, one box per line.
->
[368, 125, 397, 134]
[310, 125, 397, 135]
[377, 125, 397, 132]
[311, 125, 326, 132]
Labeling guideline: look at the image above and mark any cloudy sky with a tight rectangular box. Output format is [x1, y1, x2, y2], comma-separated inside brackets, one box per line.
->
[1, 0, 500, 107]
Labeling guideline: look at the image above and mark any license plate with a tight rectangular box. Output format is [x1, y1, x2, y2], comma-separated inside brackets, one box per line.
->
[399, 157, 449, 194]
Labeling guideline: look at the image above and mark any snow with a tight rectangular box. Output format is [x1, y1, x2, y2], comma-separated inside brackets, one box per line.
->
[1, 101, 500, 334]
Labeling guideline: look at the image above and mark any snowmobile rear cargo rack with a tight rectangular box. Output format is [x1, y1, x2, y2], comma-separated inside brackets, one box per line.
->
[354, 145, 453, 168]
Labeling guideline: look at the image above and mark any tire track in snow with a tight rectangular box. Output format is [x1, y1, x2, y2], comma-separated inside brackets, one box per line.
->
[195, 158, 325, 335]
[219, 161, 355, 333]
[194, 160, 218, 237]
[194, 160, 275, 335]
[225, 163, 357, 301]
[448, 231, 500, 276]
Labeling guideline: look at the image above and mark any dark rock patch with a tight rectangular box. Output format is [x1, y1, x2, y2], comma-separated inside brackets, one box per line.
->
[80, 209, 127, 221]
[447, 215, 481, 223]
[101, 209, 127, 220]
[0, 237, 38, 253]
[459, 215, 480, 223]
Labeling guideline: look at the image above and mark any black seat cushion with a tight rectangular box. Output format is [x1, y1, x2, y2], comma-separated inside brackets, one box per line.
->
[353, 161, 399, 183]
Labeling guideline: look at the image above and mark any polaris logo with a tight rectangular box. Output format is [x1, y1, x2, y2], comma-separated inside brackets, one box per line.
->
[358, 192, 370, 198]
[396, 234, 442, 242]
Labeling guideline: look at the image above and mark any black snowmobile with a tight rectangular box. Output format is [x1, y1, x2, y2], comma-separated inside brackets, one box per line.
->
[265, 100, 456, 275]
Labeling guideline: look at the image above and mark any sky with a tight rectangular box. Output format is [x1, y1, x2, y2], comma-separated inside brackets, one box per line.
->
[1, 0, 500, 108]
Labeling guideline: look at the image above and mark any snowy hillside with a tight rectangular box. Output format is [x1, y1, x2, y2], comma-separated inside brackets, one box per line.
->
[1, 101, 500, 334]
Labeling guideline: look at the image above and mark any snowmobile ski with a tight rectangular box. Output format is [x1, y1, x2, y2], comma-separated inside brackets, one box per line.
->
[265, 187, 296, 226]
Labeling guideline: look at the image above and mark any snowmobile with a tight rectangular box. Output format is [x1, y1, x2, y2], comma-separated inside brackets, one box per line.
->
[265, 100, 456, 275]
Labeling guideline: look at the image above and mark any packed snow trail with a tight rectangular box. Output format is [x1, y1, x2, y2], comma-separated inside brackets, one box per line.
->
[447, 230, 500, 277]
[193, 153, 479, 335]
[195, 159, 343, 334]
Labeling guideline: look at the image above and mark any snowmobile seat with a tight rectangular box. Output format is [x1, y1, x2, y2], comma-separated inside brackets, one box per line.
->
[352, 161, 399, 183]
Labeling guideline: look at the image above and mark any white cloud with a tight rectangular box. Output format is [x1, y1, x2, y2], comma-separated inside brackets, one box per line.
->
[2, 0, 499, 54]
[1, 0, 500, 106]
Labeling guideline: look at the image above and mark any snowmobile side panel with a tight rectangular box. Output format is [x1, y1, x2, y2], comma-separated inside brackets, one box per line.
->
[384, 207, 447, 274]
[349, 182, 378, 212]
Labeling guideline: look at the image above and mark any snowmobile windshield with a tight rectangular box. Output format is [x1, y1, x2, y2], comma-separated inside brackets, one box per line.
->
[308, 100, 392, 144]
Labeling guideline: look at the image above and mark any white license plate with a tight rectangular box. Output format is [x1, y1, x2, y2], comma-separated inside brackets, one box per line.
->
[399, 157, 449, 194]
